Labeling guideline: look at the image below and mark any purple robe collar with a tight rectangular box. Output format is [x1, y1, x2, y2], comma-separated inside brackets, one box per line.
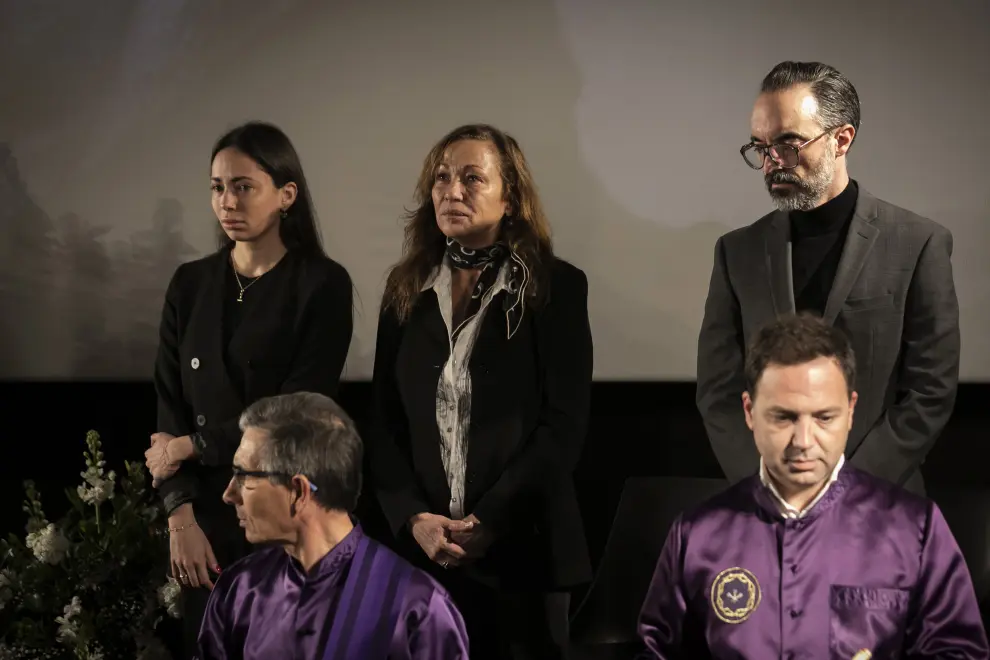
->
[285, 522, 362, 586]
[759, 455, 845, 518]
[751, 462, 853, 524]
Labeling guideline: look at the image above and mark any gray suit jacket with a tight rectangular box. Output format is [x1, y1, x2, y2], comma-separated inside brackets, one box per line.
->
[695, 188, 960, 493]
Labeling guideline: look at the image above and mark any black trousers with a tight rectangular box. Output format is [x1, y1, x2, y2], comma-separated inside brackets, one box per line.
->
[437, 570, 571, 660]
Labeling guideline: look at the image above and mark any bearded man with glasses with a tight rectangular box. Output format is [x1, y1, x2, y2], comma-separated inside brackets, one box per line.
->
[696, 61, 960, 498]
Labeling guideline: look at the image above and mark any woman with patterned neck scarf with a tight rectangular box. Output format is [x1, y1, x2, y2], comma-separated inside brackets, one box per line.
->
[369, 123, 594, 659]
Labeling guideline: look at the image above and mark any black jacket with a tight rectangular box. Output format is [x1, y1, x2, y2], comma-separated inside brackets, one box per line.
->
[369, 258, 594, 589]
[155, 246, 353, 518]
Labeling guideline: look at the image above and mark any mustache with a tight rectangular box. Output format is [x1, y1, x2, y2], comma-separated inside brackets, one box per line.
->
[766, 170, 802, 187]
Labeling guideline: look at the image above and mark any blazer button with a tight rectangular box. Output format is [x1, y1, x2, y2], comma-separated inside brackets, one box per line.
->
[196, 414, 207, 426]
[190, 357, 200, 370]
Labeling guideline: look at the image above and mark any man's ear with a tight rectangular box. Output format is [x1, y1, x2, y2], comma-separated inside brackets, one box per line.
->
[834, 124, 856, 158]
[289, 475, 314, 512]
[742, 391, 756, 431]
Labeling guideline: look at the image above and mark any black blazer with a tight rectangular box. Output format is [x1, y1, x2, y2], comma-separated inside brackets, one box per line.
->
[696, 188, 960, 493]
[369, 258, 594, 590]
[155, 247, 353, 518]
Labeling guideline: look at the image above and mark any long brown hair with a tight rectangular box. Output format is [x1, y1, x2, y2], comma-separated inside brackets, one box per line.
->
[383, 124, 554, 322]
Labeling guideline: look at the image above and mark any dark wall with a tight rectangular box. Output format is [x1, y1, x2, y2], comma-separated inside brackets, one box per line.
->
[2, 381, 986, 572]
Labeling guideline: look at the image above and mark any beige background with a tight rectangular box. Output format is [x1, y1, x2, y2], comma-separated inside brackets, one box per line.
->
[1, 0, 987, 381]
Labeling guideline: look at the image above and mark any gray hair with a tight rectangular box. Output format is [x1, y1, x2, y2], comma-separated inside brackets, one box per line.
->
[760, 61, 861, 145]
[238, 392, 362, 512]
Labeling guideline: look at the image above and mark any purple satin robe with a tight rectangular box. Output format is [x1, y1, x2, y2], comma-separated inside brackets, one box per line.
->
[196, 525, 470, 659]
[637, 466, 989, 659]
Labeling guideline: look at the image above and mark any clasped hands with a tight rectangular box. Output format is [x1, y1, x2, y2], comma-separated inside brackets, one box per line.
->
[409, 512, 493, 569]
[144, 432, 195, 488]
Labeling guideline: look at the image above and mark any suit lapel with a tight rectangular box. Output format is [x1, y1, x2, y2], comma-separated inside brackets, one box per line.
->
[822, 192, 880, 325]
[398, 291, 454, 508]
[468, 290, 508, 372]
[765, 211, 796, 316]
[194, 249, 243, 408]
[201, 250, 231, 375]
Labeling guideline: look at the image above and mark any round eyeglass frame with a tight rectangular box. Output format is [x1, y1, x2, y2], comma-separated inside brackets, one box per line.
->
[739, 127, 839, 170]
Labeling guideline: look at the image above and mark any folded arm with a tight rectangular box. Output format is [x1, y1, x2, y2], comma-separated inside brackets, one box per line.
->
[695, 237, 760, 484]
[849, 227, 960, 486]
[470, 267, 594, 537]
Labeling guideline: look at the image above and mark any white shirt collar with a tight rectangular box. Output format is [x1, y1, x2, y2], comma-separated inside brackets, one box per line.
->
[759, 454, 844, 519]
[422, 261, 447, 292]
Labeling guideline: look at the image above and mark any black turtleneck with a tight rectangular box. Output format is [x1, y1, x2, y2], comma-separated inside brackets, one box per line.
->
[790, 179, 859, 316]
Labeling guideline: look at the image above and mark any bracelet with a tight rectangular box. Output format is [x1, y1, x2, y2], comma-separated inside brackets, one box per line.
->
[168, 522, 198, 533]
[190, 432, 207, 458]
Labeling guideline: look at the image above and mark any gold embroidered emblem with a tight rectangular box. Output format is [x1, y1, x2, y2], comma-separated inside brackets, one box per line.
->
[851, 651, 872, 660]
[710, 567, 761, 624]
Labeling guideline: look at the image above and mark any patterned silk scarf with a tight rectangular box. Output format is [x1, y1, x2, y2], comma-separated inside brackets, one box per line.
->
[445, 237, 529, 339]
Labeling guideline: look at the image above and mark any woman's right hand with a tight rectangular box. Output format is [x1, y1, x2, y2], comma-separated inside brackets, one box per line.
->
[408, 513, 472, 568]
[168, 504, 220, 590]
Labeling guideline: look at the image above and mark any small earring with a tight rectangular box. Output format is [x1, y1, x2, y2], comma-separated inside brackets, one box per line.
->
[279, 209, 288, 220]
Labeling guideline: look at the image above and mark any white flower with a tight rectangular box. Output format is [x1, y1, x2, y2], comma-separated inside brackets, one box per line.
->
[55, 595, 82, 644]
[77, 467, 116, 506]
[157, 577, 181, 619]
[25, 523, 70, 565]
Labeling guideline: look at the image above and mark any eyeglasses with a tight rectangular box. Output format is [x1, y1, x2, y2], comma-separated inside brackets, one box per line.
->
[230, 466, 319, 492]
[740, 127, 837, 170]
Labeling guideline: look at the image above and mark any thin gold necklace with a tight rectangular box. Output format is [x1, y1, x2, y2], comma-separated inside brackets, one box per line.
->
[230, 254, 273, 302]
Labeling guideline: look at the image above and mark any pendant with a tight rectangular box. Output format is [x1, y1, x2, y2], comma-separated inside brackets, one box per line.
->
[237, 290, 244, 302]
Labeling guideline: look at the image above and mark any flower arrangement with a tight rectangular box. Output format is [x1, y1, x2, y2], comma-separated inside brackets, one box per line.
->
[0, 431, 178, 659]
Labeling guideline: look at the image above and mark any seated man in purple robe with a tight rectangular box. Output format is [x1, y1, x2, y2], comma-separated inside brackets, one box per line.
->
[195, 392, 470, 660]
[638, 313, 988, 658]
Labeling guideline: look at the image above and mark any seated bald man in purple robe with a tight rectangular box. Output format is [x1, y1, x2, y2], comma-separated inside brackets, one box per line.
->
[638, 314, 988, 659]
[195, 392, 470, 660]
